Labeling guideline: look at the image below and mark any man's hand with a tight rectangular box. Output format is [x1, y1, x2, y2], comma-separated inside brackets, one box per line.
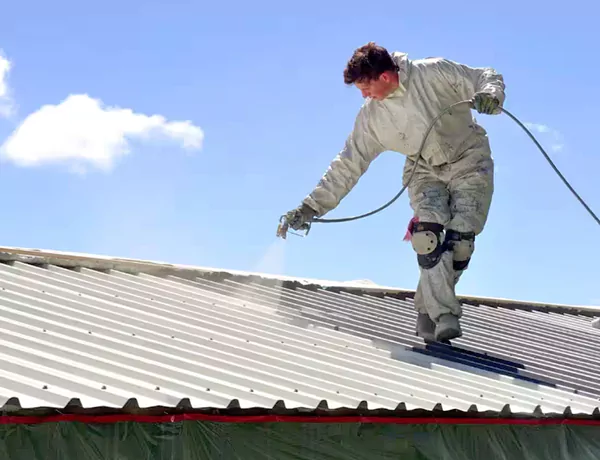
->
[472, 91, 500, 114]
[283, 203, 318, 231]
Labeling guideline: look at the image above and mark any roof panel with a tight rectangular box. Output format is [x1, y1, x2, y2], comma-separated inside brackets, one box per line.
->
[206, 278, 600, 396]
[0, 255, 598, 419]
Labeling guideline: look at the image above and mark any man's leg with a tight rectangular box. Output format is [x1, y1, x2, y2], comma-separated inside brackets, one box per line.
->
[412, 248, 465, 341]
[403, 160, 459, 341]
[428, 139, 494, 340]
[404, 137, 494, 342]
[445, 140, 495, 275]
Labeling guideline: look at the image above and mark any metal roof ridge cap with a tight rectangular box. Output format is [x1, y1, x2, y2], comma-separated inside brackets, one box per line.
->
[1, 246, 598, 315]
[0, 246, 412, 292]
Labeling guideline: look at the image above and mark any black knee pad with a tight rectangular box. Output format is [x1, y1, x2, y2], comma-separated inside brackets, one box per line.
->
[410, 222, 446, 269]
[445, 230, 475, 270]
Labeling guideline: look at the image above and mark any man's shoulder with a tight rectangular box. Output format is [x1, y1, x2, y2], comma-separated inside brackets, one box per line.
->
[408, 56, 458, 81]
[411, 56, 447, 67]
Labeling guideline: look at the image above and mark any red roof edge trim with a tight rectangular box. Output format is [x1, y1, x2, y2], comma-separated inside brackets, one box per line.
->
[1, 413, 599, 426]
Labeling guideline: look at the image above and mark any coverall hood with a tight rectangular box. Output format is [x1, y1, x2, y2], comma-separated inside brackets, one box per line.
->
[389, 51, 411, 96]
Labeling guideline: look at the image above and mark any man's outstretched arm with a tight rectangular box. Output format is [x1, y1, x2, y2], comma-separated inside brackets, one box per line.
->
[302, 106, 385, 217]
[432, 57, 506, 114]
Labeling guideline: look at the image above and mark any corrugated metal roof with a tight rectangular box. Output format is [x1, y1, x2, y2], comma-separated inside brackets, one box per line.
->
[0, 248, 599, 420]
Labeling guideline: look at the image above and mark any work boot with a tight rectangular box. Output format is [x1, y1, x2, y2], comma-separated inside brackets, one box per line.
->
[416, 312, 436, 341]
[435, 313, 462, 342]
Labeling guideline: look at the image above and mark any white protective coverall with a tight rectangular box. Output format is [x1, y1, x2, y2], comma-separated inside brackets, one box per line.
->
[301, 52, 505, 339]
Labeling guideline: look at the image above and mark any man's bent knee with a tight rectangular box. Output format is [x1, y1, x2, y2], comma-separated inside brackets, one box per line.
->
[410, 222, 446, 269]
[445, 230, 475, 270]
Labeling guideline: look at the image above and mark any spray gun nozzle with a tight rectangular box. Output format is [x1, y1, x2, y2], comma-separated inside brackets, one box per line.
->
[276, 215, 289, 239]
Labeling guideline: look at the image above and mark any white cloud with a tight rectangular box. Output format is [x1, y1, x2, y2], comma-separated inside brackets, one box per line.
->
[0, 94, 204, 172]
[0, 51, 14, 117]
[525, 122, 564, 153]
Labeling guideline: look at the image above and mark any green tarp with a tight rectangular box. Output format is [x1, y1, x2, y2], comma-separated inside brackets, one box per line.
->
[1, 419, 599, 459]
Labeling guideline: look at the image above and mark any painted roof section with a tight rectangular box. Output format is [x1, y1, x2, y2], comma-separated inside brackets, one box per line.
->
[0, 246, 599, 420]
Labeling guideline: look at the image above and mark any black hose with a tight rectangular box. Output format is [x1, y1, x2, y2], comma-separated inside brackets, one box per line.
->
[308, 99, 600, 228]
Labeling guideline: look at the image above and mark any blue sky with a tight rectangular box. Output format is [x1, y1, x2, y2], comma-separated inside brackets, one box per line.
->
[0, 0, 598, 307]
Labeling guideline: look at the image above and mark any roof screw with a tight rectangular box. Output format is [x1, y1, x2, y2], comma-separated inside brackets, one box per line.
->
[250, 389, 254, 393]
[206, 388, 210, 392]
[132, 333, 136, 336]
[43, 329, 47, 332]
[155, 386, 160, 391]
[294, 389, 298, 393]
[88, 331, 92, 334]
[102, 385, 107, 390]
[42, 385, 48, 390]
[171, 336, 175, 339]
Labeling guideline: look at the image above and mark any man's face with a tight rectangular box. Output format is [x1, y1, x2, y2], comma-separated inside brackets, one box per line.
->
[355, 72, 398, 100]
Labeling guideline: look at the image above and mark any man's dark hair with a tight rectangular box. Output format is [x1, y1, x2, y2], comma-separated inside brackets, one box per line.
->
[343, 42, 399, 85]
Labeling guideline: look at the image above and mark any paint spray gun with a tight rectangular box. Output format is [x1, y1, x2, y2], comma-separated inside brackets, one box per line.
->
[276, 214, 312, 239]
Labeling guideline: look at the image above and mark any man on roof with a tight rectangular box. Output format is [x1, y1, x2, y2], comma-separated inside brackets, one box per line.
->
[280, 42, 505, 343]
